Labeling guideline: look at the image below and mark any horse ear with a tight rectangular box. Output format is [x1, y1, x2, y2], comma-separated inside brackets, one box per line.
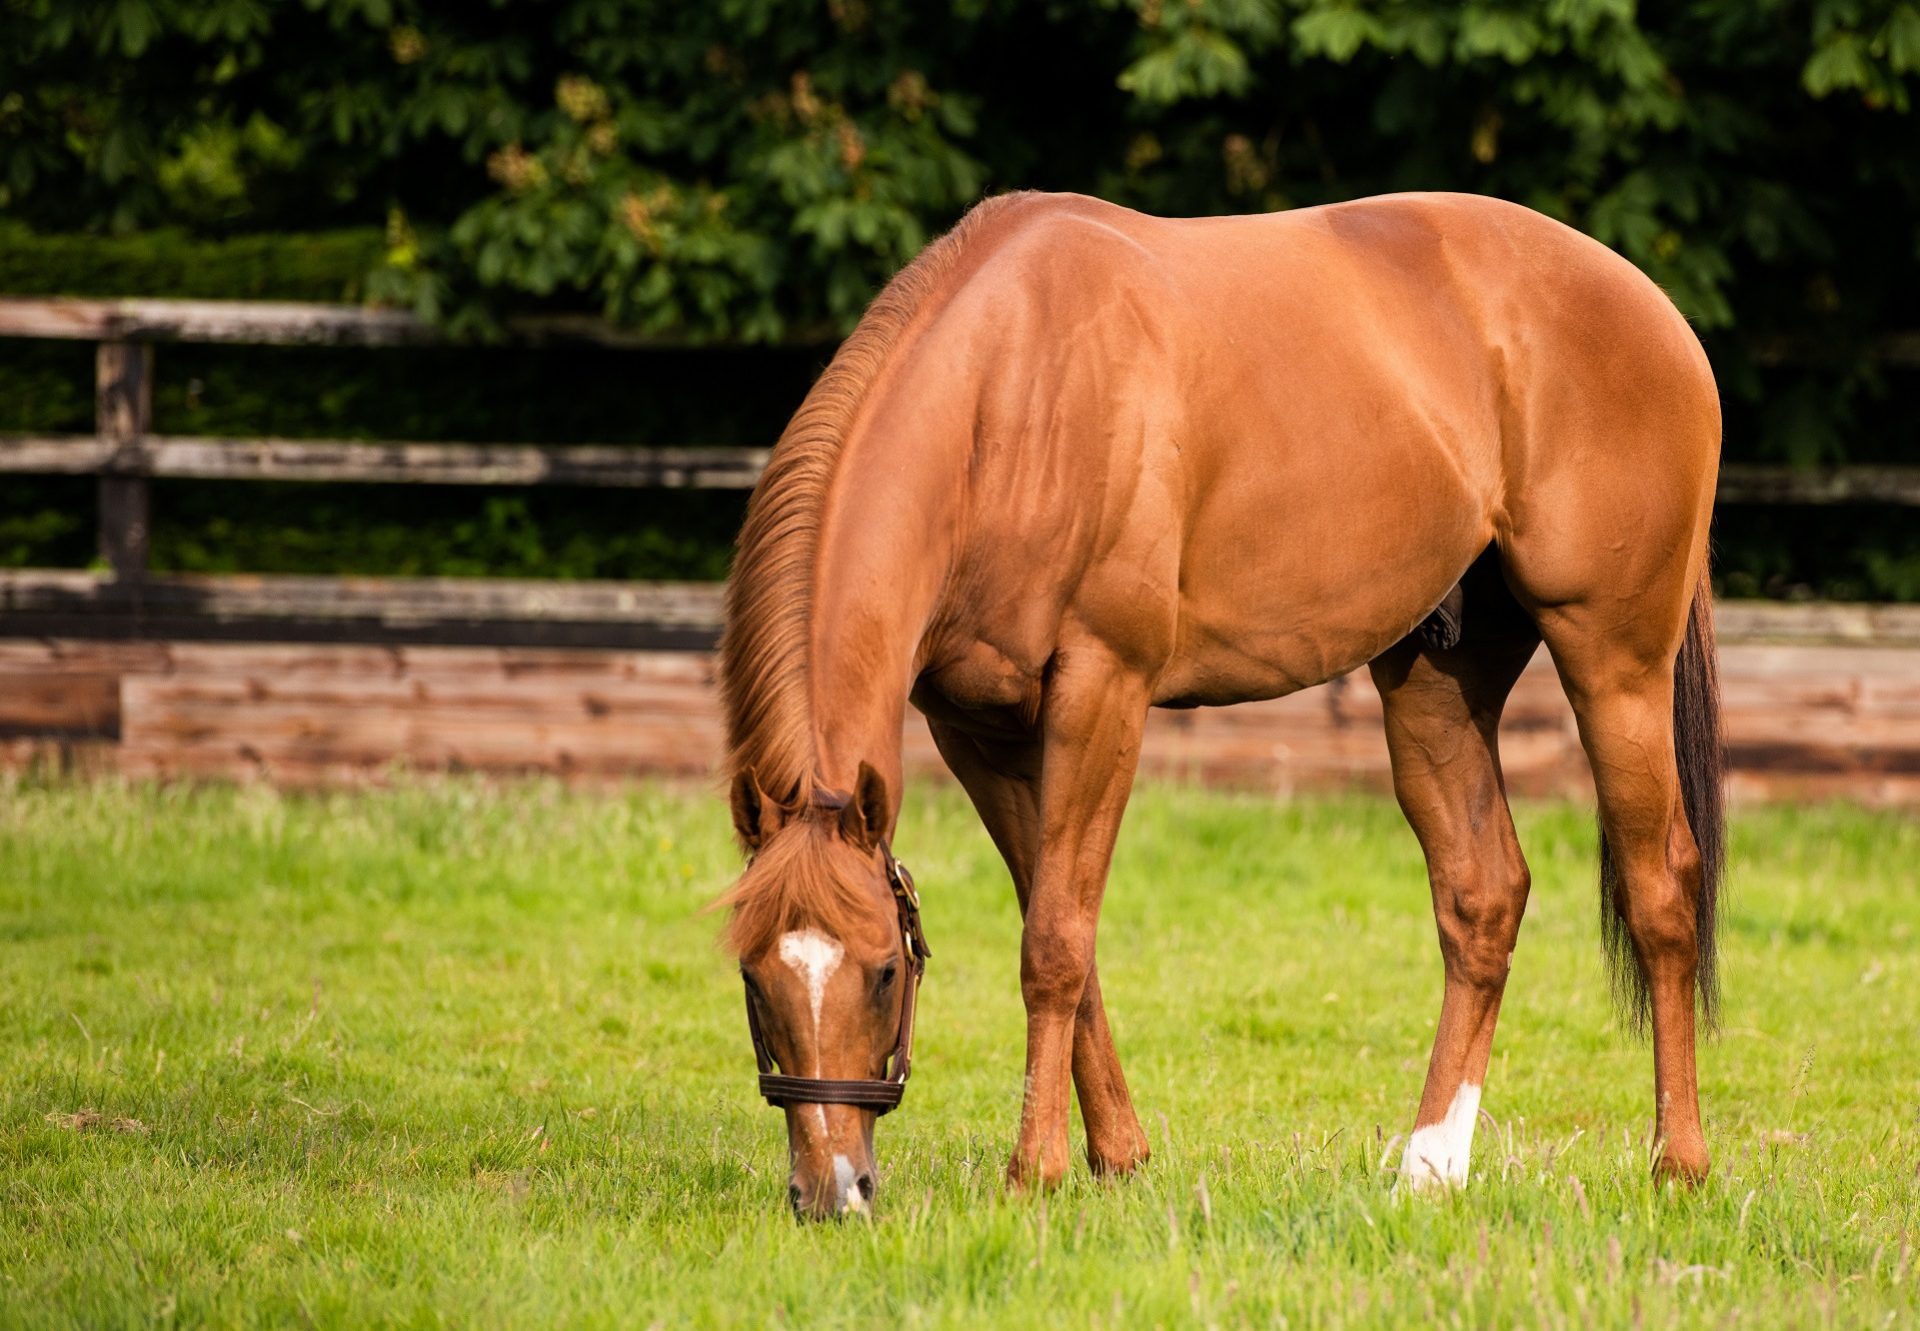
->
[839, 761, 890, 852]
[730, 768, 785, 850]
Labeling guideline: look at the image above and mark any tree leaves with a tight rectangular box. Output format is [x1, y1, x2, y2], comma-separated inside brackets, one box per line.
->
[2, 0, 1916, 372]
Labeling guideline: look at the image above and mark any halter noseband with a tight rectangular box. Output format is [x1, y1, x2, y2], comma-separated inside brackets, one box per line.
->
[742, 791, 930, 1116]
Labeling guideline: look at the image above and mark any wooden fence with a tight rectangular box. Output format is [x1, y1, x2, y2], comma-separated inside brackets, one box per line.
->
[4, 625, 1917, 805]
[3, 296, 1919, 648]
[3, 295, 1918, 800]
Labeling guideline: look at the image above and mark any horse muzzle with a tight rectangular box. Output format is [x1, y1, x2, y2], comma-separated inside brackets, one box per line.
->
[790, 1151, 877, 1220]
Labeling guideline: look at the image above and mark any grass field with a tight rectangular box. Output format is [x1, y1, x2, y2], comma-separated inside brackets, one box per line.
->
[1, 777, 1915, 1328]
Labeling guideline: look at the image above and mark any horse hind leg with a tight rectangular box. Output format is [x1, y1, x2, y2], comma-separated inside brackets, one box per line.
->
[1369, 556, 1540, 1189]
[1533, 590, 1719, 1183]
[925, 718, 1151, 1179]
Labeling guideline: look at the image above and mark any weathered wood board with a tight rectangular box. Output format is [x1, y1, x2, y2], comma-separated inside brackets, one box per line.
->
[1, 635, 1914, 804]
[7, 432, 1920, 504]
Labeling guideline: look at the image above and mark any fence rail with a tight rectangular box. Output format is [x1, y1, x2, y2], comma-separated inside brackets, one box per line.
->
[0, 295, 834, 349]
[2, 569, 1917, 651]
[2, 295, 1916, 645]
[0, 570, 722, 649]
[0, 435, 770, 489]
[1, 430, 1916, 505]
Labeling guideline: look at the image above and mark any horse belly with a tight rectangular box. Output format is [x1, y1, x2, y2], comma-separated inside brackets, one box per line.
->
[1154, 449, 1494, 707]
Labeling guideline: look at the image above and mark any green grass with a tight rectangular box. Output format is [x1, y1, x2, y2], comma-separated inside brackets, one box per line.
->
[1, 778, 1915, 1328]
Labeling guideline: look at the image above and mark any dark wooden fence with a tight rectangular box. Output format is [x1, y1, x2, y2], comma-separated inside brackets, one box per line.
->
[3, 295, 1918, 649]
[0, 297, 780, 646]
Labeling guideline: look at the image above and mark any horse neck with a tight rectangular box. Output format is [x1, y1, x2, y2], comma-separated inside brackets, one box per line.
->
[803, 378, 969, 811]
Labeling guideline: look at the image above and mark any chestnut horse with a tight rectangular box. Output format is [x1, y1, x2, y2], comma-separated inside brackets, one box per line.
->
[716, 191, 1723, 1219]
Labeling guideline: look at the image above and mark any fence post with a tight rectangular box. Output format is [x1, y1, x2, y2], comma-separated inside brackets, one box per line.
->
[96, 339, 152, 580]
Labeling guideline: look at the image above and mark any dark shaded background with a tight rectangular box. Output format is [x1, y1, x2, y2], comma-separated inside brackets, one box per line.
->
[3, 1, 1915, 597]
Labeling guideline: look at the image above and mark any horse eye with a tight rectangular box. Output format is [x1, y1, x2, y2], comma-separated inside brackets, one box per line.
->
[877, 961, 898, 989]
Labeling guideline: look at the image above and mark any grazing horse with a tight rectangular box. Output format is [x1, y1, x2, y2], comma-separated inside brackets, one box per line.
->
[715, 191, 1724, 1219]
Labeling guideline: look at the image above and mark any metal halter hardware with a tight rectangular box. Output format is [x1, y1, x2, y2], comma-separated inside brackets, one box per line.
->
[742, 799, 930, 1116]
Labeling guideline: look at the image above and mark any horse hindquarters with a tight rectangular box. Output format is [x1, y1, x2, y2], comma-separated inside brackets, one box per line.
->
[1478, 224, 1721, 1179]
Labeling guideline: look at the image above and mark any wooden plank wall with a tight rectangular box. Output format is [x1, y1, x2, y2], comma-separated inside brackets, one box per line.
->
[3, 638, 1915, 804]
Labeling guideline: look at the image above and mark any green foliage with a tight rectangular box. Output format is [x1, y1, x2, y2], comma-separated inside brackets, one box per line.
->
[1, 781, 1917, 1326]
[147, 485, 743, 580]
[0, 226, 381, 300]
[3, 1, 1918, 591]
[4, 1, 1916, 454]
[1097, 0, 1918, 351]
[0, 341, 94, 432]
[5, 1, 1917, 349]
[2, 1, 997, 341]
[0, 502, 82, 567]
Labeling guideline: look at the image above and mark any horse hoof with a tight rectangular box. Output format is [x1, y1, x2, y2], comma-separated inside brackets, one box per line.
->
[1652, 1150, 1711, 1187]
[1005, 1153, 1070, 1193]
[1087, 1137, 1150, 1178]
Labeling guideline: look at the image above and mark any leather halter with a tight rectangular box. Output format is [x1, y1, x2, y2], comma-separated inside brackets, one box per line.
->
[742, 792, 930, 1116]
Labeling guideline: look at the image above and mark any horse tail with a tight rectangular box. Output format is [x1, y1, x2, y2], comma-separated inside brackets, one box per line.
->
[1599, 570, 1726, 1035]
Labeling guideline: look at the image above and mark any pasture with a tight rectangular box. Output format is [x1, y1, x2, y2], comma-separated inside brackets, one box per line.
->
[1, 777, 1915, 1328]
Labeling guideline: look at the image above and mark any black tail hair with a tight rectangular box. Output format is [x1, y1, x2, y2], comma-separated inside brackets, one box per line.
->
[1599, 574, 1726, 1035]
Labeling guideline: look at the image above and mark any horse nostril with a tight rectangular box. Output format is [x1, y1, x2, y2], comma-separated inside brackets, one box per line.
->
[856, 1173, 875, 1202]
[788, 1182, 803, 1211]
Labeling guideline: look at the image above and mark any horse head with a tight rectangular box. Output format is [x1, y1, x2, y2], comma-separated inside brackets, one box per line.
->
[721, 762, 926, 1220]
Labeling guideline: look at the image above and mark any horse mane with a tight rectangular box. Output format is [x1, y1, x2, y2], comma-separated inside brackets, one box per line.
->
[717, 191, 1026, 810]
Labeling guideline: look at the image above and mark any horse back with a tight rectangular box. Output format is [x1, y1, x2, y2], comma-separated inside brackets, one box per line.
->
[910, 192, 1718, 711]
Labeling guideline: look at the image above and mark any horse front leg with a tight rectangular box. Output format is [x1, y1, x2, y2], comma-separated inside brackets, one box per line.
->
[1006, 647, 1150, 1190]
[927, 718, 1152, 1178]
[1065, 962, 1150, 1175]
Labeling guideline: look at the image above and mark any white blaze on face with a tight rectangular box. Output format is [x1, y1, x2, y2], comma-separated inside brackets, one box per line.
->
[777, 929, 844, 1076]
[1401, 1081, 1482, 1190]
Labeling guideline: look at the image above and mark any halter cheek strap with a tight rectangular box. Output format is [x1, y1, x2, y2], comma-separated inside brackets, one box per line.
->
[741, 803, 930, 1116]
